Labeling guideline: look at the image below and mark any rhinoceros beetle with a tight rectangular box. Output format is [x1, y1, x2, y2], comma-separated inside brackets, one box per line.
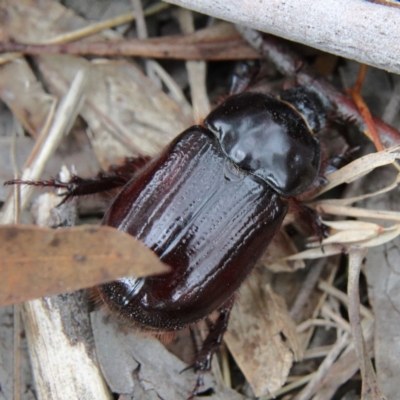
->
[5, 86, 326, 375]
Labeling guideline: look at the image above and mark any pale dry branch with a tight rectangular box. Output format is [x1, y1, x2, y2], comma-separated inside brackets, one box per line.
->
[347, 247, 387, 400]
[164, 0, 400, 74]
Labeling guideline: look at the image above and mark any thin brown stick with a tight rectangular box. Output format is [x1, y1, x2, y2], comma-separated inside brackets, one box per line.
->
[294, 331, 351, 400]
[347, 247, 387, 400]
[0, 33, 258, 61]
[347, 65, 384, 152]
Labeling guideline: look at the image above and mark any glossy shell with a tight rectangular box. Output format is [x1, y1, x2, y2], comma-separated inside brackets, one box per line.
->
[99, 126, 288, 330]
[205, 92, 321, 197]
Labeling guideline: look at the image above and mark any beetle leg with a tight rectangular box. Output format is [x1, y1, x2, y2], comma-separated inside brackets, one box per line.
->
[229, 61, 260, 95]
[107, 155, 152, 178]
[324, 145, 361, 174]
[4, 174, 129, 204]
[4, 156, 153, 203]
[193, 298, 234, 372]
[289, 199, 328, 245]
[183, 299, 234, 399]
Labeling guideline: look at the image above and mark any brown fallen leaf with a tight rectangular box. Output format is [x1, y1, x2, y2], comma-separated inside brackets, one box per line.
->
[0, 224, 169, 307]
[224, 273, 300, 397]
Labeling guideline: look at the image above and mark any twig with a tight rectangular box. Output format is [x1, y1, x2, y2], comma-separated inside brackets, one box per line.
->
[178, 8, 210, 121]
[320, 305, 351, 333]
[347, 247, 387, 400]
[294, 331, 351, 400]
[0, 70, 86, 224]
[0, 32, 258, 61]
[297, 319, 344, 334]
[260, 373, 316, 400]
[347, 65, 384, 152]
[382, 78, 400, 125]
[164, 0, 400, 74]
[131, 0, 161, 87]
[318, 280, 374, 320]
[290, 259, 326, 322]
[11, 119, 22, 400]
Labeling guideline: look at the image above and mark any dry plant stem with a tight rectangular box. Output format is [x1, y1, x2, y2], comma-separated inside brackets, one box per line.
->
[318, 281, 374, 320]
[320, 305, 351, 333]
[22, 297, 111, 400]
[317, 204, 400, 224]
[43, 2, 170, 45]
[236, 26, 400, 149]
[303, 344, 335, 359]
[178, 8, 210, 121]
[317, 172, 400, 207]
[312, 146, 400, 197]
[347, 65, 384, 152]
[382, 78, 400, 125]
[0, 52, 21, 65]
[260, 373, 316, 400]
[147, 61, 193, 117]
[220, 345, 231, 388]
[298, 261, 339, 356]
[131, 0, 161, 87]
[297, 319, 343, 334]
[313, 319, 374, 399]
[290, 259, 326, 322]
[0, 4, 171, 64]
[21, 169, 111, 400]
[11, 121, 22, 400]
[13, 304, 21, 400]
[165, 0, 400, 74]
[294, 331, 351, 400]
[347, 247, 387, 400]
[0, 34, 258, 61]
[0, 70, 86, 224]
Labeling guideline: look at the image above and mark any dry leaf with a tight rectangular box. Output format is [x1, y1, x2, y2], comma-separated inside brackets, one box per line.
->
[261, 230, 305, 273]
[36, 55, 191, 166]
[0, 224, 169, 306]
[0, 60, 54, 136]
[0, 0, 192, 168]
[225, 274, 300, 397]
[91, 308, 245, 400]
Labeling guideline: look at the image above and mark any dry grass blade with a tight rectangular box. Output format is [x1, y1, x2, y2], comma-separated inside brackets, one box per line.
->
[316, 204, 400, 223]
[347, 247, 387, 400]
[42, 3, 170, 45]
[293, 331, 351, 400]
[317, 172, 400, 207]
[1, 69, 86, 224]
[0, 224, 169, 307]
[312, 145, 400, 197]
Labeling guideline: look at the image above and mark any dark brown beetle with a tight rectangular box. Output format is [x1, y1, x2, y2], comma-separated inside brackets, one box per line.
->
[6, 86, 326, 374]
[97, 87, 326, 371]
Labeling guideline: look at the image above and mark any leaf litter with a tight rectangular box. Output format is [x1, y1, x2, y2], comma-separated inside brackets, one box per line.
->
[1, 0, 400, 399]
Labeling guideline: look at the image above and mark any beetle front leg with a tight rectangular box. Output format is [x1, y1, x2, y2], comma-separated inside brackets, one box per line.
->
[4, 174, 129, 204]
[4, 156, 153, 203]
